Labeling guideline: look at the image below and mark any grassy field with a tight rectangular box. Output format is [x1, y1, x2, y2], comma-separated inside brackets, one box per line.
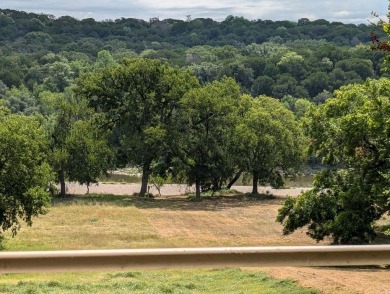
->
[3, 193, 320, 250]
[0, 192, 389, 293]
[0, 268, 318, 293]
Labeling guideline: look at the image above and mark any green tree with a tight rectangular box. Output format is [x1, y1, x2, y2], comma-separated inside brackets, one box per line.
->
[77, 58, 199, 196]
[0, 105, 53, 236]
[94, 50, 116, 69]
[277, 78, 390, 244]
[189, 62, 221, 84]
[272, 74, 309, 99]
[251, 76, 274, 97]
[234, 95, 306, 194]
[185, 45, 217, 64]
[65, 119, 113, 193]
[335, 58, 374, 80]
[0, 55, 26, 87]
[48, 91, 77, 196]
[173, 77, 241, 199]
[42, 61, 75, 92]
[48, 90, 111, 196]
[293, 98, 315, 119]
[2, 85, 38, 115]
[113, 49, 138, 61]
[277, 51, 306, 79]
[220, 61, 254, 90]
[301, 72, 330, 98]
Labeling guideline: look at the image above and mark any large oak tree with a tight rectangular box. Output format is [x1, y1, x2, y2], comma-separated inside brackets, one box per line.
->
[77, 58, 199, 196]
[172, 77, 241, 199]
[234, 94, 306, 194]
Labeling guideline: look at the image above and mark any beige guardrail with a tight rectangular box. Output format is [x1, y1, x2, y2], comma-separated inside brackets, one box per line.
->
[0, 245, 389, 273]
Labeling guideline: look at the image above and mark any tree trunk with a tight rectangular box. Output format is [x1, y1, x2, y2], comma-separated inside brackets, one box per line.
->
[140, 163, 150, 197]
[195, 178, 201, 200]
[212, 179, 220, 191]
[227, 171, 242, 189]
[252, 171, 259, 194]
[59, 170, 66, 197]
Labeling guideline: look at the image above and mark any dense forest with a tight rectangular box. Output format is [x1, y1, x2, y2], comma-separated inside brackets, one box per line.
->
[0, 9, 385, 48]
[0, 7, 389, 244]
[0, 8, 388, 106]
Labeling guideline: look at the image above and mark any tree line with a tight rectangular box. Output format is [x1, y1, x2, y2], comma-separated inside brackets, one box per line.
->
[1, 41, 387, 117]
[0, 9, 385, 51]
[0, 7, 389, 244]
[0, 58, 306, 236]
[0, 8, 387, 106]
[3, 56, 389, 244]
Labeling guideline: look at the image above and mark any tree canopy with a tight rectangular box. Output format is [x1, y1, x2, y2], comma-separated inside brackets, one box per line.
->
[0, 106, 53, 236]
[234, 95, 307, 194]
[277, 78, 390, 244]
[172, 77, 241, 199]
[0, 6, 388, 241]
[77, 58, 199, 196]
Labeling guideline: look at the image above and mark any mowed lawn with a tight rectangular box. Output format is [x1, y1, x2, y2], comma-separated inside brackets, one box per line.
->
[1, 192, 389, 293]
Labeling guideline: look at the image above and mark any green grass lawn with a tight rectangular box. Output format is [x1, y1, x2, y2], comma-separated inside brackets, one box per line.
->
[0, 268, 318, 294]
[0, 193, 324, 293]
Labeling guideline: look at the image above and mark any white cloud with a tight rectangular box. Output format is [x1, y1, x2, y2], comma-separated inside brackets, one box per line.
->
[334, 10, 352, 17]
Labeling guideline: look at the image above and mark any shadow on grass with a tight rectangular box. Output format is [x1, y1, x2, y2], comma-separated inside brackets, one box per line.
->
[51, 192, 284, 212]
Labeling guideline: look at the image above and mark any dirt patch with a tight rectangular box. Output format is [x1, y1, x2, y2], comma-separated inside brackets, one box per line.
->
[259, 266, 390, 294]
[64, 182, 309, 197]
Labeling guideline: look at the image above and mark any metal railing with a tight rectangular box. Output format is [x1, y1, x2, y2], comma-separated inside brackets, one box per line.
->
[0, 245, 389, 273]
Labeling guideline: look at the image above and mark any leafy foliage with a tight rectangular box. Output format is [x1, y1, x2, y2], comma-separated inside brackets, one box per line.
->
[77, 58, 199, 196]
[172, 77, 241, 198]
[0, 6, 387, 239]
[234, 95, 307, 193]
[65, 119, 113, 192]
[48, 90, 111, 196]
[0, 8, 386, 106]
[277, 78, 390, 244]
[0, 106, 53, 235]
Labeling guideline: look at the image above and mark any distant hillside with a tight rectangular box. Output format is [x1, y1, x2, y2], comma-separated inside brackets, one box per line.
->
[0, 8, 385, 53]
[0, 8, 387, 103]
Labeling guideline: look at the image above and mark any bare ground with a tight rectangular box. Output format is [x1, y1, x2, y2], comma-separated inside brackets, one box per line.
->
[65, 182, 310, 197]
[259, 266, 390, 294]
[41, 183, 390, 293]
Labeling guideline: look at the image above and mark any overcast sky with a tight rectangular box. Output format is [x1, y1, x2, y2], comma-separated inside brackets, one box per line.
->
[1, 0, 388, 24]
